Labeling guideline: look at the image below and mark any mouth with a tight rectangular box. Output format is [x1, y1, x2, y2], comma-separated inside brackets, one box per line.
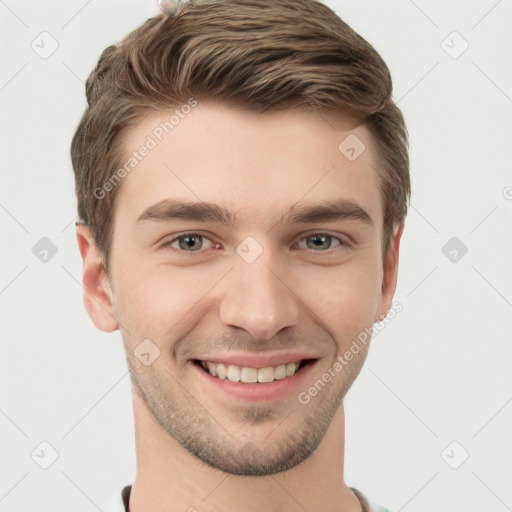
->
[193, 358, 316, 384]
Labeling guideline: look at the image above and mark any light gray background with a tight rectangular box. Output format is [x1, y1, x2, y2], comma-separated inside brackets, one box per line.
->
[1, 1, 511, 511]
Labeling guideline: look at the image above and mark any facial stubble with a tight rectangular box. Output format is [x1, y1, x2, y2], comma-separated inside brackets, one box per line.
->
[125, 345, 369, 476]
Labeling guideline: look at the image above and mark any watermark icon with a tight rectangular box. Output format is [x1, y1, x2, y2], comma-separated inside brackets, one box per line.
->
[93, 97, 198, 200]
[32, 237, 58, 263]
[31, 31, 59, 59]
[503, 186, 512, 200]
[31, 441, 59, 469]
[338, 133, 366, 162]
[298, 301, 403, 405]
[441, 236, 468, 263]
[134, 338, 161, 366]
[440, 441, 469, 469]
[441, 31, 469, 60]
[236, 236, 264, 264]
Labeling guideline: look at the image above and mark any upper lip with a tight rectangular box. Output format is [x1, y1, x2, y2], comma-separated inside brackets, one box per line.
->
[193, 352, 319, 369]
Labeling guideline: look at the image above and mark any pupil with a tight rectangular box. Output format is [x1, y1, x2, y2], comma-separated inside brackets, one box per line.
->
[181, 235, 201, 250]
[309, 235, 330, 250]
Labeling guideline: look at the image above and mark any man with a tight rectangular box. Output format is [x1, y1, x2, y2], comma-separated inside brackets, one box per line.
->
[71, 0, 410, 510]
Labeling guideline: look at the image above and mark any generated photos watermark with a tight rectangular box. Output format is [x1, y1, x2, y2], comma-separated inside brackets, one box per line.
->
[297, 300, 403, 405]
[93, 97, 198, 200]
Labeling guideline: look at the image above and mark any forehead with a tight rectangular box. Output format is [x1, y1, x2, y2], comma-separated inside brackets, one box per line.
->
[115, 100, 382, 230]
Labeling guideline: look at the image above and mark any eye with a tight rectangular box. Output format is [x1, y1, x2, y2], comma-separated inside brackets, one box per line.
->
[160, 232, 220, 253]
[159, 231, 350, 255]
[294, 233, 348, 252]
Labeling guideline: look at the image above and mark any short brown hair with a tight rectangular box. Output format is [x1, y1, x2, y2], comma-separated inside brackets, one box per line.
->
[71, 0, 410, 276]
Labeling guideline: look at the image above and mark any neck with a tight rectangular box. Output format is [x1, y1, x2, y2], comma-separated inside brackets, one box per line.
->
[128, 392, 362, 512]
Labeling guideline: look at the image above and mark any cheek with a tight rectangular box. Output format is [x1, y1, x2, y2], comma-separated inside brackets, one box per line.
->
[113, 260, 227, 341]
[296, 258, 381, 345]
[112, 247, 382, 349]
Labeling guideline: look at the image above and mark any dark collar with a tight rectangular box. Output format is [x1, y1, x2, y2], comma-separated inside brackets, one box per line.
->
[121, 485, 131, 512]
[121, 484, 369, 511]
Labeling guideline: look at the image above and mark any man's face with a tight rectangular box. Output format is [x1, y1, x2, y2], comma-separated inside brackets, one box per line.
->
[97, 101, 400, 475]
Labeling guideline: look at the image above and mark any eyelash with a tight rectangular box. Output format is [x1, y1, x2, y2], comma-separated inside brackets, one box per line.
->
[159, 231, 351, 255]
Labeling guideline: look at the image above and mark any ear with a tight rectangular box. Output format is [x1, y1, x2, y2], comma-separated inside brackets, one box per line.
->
[374, 223, 404, 322]
[75, 223, 119, 333]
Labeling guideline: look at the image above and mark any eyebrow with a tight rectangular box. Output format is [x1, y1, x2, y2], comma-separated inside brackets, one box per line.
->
[136, 198, 374, 228]
[137, 199, 238, 225]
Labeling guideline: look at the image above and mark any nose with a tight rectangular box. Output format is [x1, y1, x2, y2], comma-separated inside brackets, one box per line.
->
[219, 249, 300, 341]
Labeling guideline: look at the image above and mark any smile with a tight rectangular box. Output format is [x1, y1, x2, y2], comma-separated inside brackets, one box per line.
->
[192, 357, 318, 401]
[198, 360, 305, 383]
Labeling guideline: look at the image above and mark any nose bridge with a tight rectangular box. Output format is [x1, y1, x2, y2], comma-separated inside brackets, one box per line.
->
[219, 247, 300, 340]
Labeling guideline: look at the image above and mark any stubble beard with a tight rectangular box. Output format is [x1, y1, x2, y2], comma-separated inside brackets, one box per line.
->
[126, 347, 368, 476]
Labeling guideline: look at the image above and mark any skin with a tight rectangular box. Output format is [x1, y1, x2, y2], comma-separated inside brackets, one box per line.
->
[76, 100, 403, 512]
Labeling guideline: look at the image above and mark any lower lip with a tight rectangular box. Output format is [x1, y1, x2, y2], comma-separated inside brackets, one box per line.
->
[192, 360, 317, 402]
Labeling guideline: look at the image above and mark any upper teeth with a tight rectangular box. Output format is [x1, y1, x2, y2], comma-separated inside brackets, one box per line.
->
[200, 361, 301, 383]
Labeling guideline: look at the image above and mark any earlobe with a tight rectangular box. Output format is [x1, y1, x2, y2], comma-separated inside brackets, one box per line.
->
[374, 223, 404, 323]
[75, 223, 119, 333]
